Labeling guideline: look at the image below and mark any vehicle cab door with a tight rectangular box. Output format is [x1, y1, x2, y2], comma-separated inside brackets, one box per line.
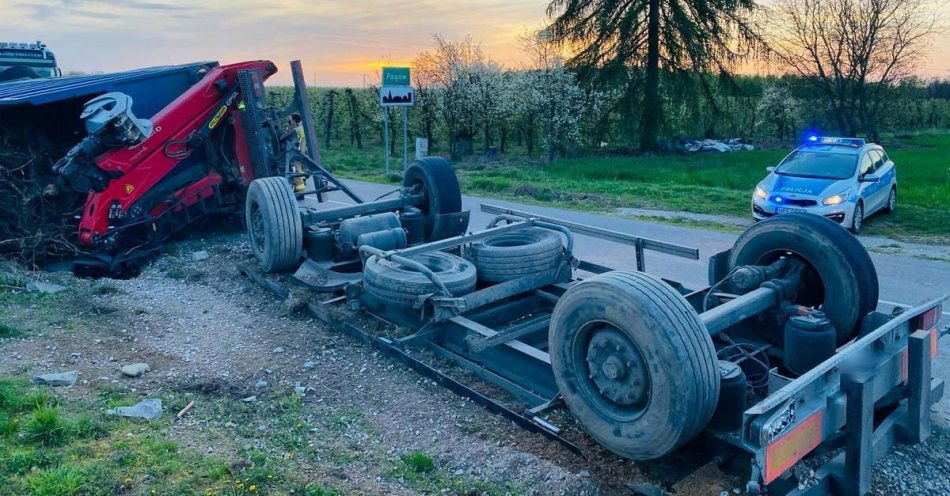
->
[857, 151, 883, 210]
[874, 150, 897, 205]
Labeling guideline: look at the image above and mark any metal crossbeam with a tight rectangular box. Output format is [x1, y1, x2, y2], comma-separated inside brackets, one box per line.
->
[467, 313, 551, 353]
[449, 316, 551, 364]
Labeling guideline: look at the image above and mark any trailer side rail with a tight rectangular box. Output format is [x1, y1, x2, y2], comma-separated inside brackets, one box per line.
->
[480, 204, 698, 271]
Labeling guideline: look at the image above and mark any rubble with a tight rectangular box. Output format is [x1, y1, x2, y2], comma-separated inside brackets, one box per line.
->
[32, 371, 79, 386]
[25, 281, 68, 294]
[106, 398, 163, 420]
[120, 362, 151, 377]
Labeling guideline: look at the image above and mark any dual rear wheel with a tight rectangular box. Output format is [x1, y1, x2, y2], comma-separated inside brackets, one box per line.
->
[550, 213, 877, 460]
[246, 157, 463, 273]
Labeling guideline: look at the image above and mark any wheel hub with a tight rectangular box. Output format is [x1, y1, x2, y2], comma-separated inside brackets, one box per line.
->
[586, 327, 649, 406]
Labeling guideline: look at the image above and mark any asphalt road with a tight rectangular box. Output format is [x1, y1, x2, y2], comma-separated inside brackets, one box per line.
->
[331, 179, 949, 313]
[322, 178, 950, 425]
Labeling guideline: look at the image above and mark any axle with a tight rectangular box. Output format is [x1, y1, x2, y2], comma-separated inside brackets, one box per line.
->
[700, 259, 804, 336]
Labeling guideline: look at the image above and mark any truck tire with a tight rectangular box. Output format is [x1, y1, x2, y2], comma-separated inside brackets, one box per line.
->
[403, 157, 463, 241]
[246, 177, 302, 273]
[465, 228, 564, 282]
[364, 252, 476, 308]
[728, 212, 878, 345]
[549, 271, 720, 460]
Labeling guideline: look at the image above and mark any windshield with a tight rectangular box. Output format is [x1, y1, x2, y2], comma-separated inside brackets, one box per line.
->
[775, 150, 857, 180]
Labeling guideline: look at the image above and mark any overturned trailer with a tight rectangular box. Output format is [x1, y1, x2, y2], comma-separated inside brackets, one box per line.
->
[240, 157, 945, 495]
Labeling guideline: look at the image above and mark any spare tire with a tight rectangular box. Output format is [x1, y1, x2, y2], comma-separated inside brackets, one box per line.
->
[363, 251, 476, 309]
[728, 212, 878, 345]
[246, 177, 302, 273]
[465, 228, 564, 282]
[403, 157, 464, 241]
[549, 271, 720, 460]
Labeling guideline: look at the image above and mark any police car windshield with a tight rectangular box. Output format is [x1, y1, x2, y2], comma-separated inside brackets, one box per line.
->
[775, 150, 856, 180]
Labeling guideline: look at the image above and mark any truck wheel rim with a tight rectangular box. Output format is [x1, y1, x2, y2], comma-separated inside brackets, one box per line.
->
[573, 321, 651, 420]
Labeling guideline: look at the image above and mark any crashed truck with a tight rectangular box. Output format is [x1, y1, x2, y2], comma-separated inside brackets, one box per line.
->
[0, 59, 347, 275]
[4, 55, 946, 495]
[238, 148, 944, 493]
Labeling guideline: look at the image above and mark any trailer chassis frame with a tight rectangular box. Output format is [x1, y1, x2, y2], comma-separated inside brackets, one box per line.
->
[242, 202, 946, 496]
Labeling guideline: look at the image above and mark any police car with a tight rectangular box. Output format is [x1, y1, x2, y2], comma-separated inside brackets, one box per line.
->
[751, 137, 897, 233]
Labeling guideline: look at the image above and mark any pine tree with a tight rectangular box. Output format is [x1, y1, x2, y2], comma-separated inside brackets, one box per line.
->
[547, 0, 762, 151]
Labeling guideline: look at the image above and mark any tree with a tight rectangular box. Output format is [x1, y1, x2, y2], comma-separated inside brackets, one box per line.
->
[771, 0, 937, 139]
[755, 83, 803, 141]
[519, 30, 595, 162]
[414, 36, 503, 160]
[546, 0, 762, 152]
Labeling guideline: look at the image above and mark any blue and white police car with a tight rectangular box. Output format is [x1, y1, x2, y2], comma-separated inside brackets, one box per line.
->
[751, 136, 897, 233]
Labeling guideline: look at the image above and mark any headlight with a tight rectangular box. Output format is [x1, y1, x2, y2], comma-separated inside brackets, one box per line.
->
[822, 192, 847, 206]
[755, 186, 768, 199]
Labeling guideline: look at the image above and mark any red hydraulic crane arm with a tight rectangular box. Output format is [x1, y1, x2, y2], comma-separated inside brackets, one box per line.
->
[77, 60, 277, 245]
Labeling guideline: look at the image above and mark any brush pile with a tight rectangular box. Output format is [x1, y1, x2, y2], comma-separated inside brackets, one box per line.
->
[0, 125, 83, 267]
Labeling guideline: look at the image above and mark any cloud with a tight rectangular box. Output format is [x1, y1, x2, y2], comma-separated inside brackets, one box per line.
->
[4, 0, 946, 85]
[0, 0, 556, 85]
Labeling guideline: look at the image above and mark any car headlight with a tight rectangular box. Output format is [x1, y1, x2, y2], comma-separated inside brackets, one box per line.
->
[755, 186, 768, 200]
[822, 192, 848, 206]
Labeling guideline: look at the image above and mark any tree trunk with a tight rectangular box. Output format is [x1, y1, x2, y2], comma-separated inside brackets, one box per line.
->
[390, 113, 397, 156]
[499, 125, 507, 154]
[425, 117, 433, 149]
[483, 125, 492, 152]
[345, 89, 362, 149]
[526, 126, 535, 157]
[323, 90, 336, 149]
[639, 0, 663, 152]
[451, 133, 474, 161]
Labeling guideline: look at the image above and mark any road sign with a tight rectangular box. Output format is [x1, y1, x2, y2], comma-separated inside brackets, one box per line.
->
[382, 67, 410, 86]
[380, 67, 412, 176]
[380, 86, 413, 107]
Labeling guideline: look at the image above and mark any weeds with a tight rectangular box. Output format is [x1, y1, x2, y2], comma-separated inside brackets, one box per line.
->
[0, 322, 20, 338]
[401, 450, 435, 473]
[22, 407, 69, 446]
[28, 465, 87, 496]
[304, 484, 345, 496]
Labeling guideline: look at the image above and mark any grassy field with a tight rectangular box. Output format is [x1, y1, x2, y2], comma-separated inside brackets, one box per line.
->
[322, 133, 950, 243]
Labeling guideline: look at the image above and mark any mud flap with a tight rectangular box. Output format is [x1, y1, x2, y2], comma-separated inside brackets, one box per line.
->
[708, 248, 732, 285]
[431, 211, 470, 241]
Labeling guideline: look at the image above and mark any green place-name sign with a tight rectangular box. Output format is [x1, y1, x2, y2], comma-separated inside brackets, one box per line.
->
[382, 67, 411, 86]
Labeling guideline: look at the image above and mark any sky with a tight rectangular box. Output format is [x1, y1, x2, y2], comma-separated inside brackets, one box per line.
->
[2, 0, 949, 87]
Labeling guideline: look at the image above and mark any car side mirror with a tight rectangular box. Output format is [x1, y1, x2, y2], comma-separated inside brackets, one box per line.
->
[861, 173, 881, 182]
[766, 166, 775, 173]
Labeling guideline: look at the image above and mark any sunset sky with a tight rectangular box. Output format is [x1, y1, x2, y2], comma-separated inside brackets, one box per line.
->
[2, 0, 949, 86]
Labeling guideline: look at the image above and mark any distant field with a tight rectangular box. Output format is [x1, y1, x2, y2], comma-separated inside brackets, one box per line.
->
[322, 134, 950, 243]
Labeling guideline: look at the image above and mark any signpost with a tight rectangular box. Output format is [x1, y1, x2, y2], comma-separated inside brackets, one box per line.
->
[380, 67, 413, 175]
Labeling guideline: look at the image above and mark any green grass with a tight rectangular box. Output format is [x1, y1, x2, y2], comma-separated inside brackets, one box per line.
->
[400, 450, 435, 473]
[324, 133, 950, 243]
[0, 376, 358, 496]
[21, 407, 71, 447]
[387, 449, 523, 496]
